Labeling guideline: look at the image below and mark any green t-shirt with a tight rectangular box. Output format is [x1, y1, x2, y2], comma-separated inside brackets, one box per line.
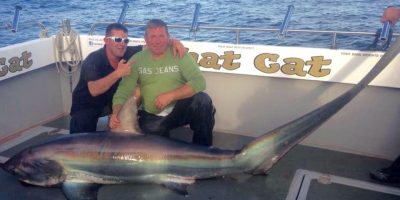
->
[113, 47, 206, 114]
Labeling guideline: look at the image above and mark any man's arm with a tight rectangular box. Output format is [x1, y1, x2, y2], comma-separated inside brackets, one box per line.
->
[109, 58, 139, 129]
[155, 53, 206, 111]
[170, 38, 187, 58]
[88, 59, 132, 97]
[155, 84, 195, 110]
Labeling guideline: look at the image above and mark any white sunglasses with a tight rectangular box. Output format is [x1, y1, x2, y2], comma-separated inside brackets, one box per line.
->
[106, 36, 129, 44]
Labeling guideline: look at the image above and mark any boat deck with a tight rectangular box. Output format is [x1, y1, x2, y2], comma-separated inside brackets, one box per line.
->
[1, 116, 399, 200]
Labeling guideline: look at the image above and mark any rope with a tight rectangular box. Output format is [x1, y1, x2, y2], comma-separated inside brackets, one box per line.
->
[53, 28, 82, 76]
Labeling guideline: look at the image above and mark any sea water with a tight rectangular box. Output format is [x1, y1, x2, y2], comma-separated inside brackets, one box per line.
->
[0, 0, 397, 49]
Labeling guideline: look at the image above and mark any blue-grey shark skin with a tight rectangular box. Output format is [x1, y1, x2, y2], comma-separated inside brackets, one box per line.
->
[2, 39, 400, 200]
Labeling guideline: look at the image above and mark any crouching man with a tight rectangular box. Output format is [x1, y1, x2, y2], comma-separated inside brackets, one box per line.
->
[110, 19, 215, 146]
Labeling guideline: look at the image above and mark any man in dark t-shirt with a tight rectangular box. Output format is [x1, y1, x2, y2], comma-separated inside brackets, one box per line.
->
[70, 23, 185, 133]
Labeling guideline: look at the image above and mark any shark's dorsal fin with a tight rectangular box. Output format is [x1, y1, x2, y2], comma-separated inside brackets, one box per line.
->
[111, 96, 142, 134]
[62, 181, 101, 200]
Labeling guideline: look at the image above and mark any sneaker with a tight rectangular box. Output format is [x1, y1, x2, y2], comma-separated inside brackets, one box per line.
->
[369, 169, 399, 183]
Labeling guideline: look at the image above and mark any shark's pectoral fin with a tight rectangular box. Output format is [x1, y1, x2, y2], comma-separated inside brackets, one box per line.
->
[163, 181, 189, 195]
[161, 175, 195, 196]
[251, 161, 274, 175]
[62, 181, 101, 200]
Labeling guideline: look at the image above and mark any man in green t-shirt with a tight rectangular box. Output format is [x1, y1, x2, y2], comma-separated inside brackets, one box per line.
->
[110, 19, 215, 146]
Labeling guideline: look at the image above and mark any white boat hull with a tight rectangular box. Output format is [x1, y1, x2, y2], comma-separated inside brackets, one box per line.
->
[0, 35, 399, 160]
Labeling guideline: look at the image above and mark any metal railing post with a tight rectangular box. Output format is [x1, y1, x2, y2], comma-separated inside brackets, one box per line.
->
[10, 5, 22, 32]
[332, 32, 337, 49]
[379, 22, 391, 41]
[278, 5, 295, 39]
[189, 3, 201, 39]
[117, 1, 130, 24]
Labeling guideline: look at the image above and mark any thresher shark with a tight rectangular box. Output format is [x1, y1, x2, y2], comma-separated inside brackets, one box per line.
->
[1, 24, 400, 200]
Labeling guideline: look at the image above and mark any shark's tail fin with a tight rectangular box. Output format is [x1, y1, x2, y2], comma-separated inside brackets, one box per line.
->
[234, 38, 400, 175]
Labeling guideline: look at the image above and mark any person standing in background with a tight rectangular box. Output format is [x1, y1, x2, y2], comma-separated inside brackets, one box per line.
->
[368, 6, 400, 184]
[381, 6, 400, 25]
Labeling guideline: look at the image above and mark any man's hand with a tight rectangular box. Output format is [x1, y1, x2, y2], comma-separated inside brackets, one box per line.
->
[155, 92, 175, 111]
[87, 59, 135, 97]
[115, 59, 134, 78]
[109, 113, 120, 129]
[170, 38, 187, 58]
[155, 84, 196, 111]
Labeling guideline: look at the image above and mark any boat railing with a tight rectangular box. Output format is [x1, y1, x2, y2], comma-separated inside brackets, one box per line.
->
[88, 21, 399, 49]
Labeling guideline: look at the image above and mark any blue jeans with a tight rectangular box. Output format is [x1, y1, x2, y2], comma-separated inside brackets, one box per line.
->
[69, 107, 103, 134]
[138, 92, 215, 146]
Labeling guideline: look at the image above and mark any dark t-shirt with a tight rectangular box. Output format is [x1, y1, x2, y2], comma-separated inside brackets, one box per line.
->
[70, 45, 142, 115]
